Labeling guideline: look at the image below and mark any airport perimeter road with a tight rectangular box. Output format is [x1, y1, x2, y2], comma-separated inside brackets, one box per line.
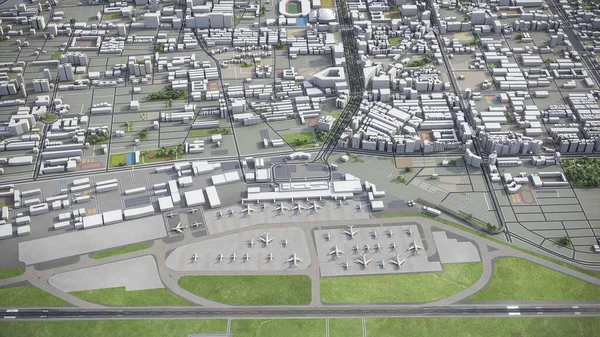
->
[2, 305, 600, 320]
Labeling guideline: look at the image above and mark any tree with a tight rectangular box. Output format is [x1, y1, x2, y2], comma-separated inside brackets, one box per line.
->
[139, 128, 148, 140]
[404, 167, 412, 173]
[556, 236, 571, 247]
[69, 18, 76, 25]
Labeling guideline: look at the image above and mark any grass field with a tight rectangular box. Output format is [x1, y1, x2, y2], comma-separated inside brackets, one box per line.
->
[188, 127, 232, 137]
[468, 258, 600, 301]
[51, 52, 62, 59]
[109, 153, 129, 168]
[231, 319, 325, 337]
[321, 263, 482, 303]
[389, 36, 402, 46]
[90, 243, 150, 259]
[178, 275, 311, 305]
[321, 0, 334, 7]
[0, 320, 227, 337]
[283, 132, 317, 148]
[70, 287, 189, 306]
[0, 286, 69, 307]
[0, 268, 25, 280]
[366, 317, 600, 337]
[329, 318, 363, 337]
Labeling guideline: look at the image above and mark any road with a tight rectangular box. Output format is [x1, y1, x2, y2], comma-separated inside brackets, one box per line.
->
[2, 304, 600, 320]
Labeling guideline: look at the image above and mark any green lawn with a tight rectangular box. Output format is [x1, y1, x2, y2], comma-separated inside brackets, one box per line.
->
[0, 286, 69, 307]
[330, 318, 363, 337]
[389, 36, 402, 46]
[70, 287, 189, 306]
[0, 268, 25, 280]
[51, 52, 62, 59]
[90, 243, 150, 259]
[326, 110, 341, 118]
[321, 263, 482, 303]
[283, 132, 317, 148]
[366, 317, 600, 337]
[468, 258, 600, 301]
[231, 319, 325, 337]
[0, 320, 227, 337]
[178, 275, 311, 305]
[109, 153, 128, 168]
[188, 127, 232, 137]
[41, 113, 58, 123]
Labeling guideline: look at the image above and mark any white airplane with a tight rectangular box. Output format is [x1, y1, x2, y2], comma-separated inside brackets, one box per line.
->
[259, 232, 275, 246]
[166, 211, 177, 218]
[188, 208, 198, 214]
[241, 205, 256, 214]
[287, 253, 303, 266]
[190, 221, 202, 229]
[364, 244, 370, 252]
[267, 253, 274, 262]
[371, 230, 378, 239]
[328, 245, 344, 258]
[261, 203, 267, 209]
[243, 252, 250, 261]
[171, 222, 187, 233]
[342, 260, 351, 270]
[405, 227, 413, 236]
[356, 204, 362, 210]
[336, 200, 343, 206]
[373, 243, 381, 251]
[231, 253, 237, 261]
[390, 254, 407, 267]
[324, 232, 332, 241]
[292, 202, 306, 212]
[228, 209, 234, 215]
[216, 210, 223, 217]
[342, 225, 359, 238]
[308, 201, 322, 212]
[191, 253, 198, 262]
[217, 253, 224, 262]
[378, 259, 386, 268]
[408, 241, 424, 253]
[282, 238, 290, 247]
[387, 229, 394, 237]
[275, 202, 289, 213]
[353, 244, 360, 252]
[355, 254, 373, 267]
[390, 241, 397, 250]
[248, 238, 255, 247]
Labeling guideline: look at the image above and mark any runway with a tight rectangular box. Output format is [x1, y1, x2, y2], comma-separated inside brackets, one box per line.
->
[3, 305, 600, 320]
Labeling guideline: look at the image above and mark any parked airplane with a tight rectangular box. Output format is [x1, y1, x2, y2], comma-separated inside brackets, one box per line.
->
[261, 203, 267, 209]
[191, 253, 198, 262]
[267, 253, 274, 262]
[364, 244, 370, 252]
[248, 237, 255, 247]
[216, 210, 223, 217]
[241, 205, 256, 214]
[292, 202, 306, 212]
[342, 225, 359, 238]
[371, 230, 378, 239]
[408, 241, 423, 253]
[378, 259, 386, 268]
[188, 208, 198, 214]
[308, 201, 322, 212]
[287, 253, 303, 266]
[190, 221, 202, 229]
[217, 253, 224, 262]
[171, 222, 187, 233]
[275, 202, 290, 213]
[166, 211, 177, 218]
[373, 243, 381, 251]
[353, 244, 360, 252]
[405, 227, 413, 236]
[355, 254, 373, 267]
[324, 232, 332, 241]
[259, 232, 275, 246]
[342, 260, 351, 270]
[328, 245, 344, 258]
[389, 241, 397, 250]
[231, 253, 237, 261]
[390, 254, 407, 267]
[228, 209, 234, 215]
[387, 228, 394, 237]
[282, 238, 290, 247]
[243, 253, 250, 261]
[356, 204, 362, 210]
